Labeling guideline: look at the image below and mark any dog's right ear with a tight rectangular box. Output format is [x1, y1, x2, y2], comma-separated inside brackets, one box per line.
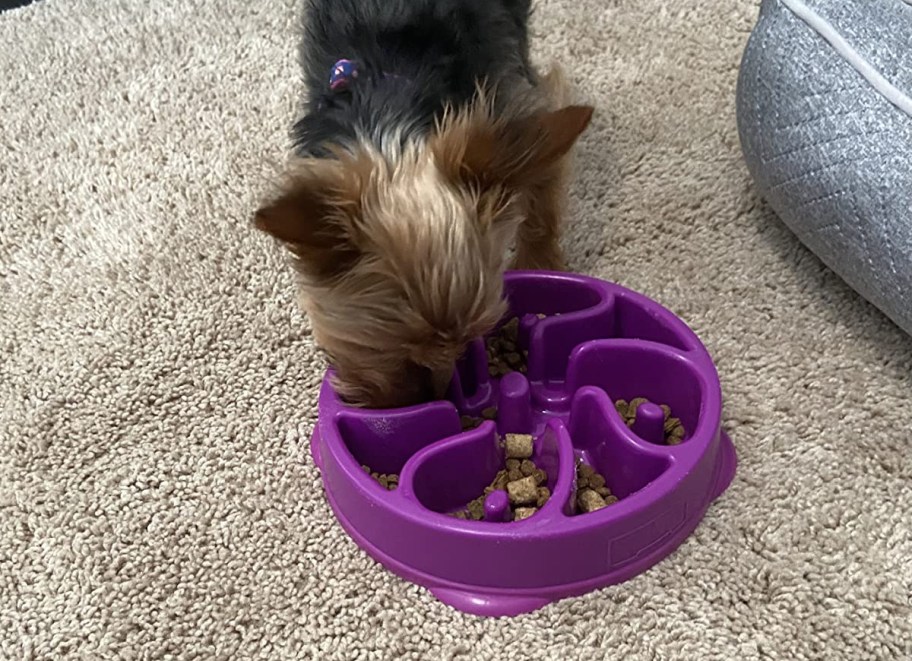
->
[254, 164, 362, 280]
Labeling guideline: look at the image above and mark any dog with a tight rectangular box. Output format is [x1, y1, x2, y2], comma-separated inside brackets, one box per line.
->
[254, 0, 593, 408]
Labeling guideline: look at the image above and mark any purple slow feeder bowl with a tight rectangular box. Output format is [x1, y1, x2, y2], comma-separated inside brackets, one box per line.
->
[310, 271, 736, 617]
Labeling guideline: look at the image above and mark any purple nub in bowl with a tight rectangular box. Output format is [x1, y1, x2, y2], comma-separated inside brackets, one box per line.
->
[310, 271, 737, 617]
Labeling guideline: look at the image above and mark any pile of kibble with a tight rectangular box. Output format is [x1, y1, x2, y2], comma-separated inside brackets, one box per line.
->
[615, 397, 686, 445]
[361, 465, 399, 491]
[451, 432, 550, 522]
[460, 406, 498, 431]
[574, 461, 618, 513]
[485, 317, 529, 377]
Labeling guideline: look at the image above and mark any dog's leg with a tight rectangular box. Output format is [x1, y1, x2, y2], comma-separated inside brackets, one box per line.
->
[511, 158, 569, 272]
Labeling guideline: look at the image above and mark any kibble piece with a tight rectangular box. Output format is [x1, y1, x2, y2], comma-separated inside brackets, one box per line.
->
[629, 397, 648, 413]
[533, 468, 548, 485]
[514, 507, 538, 521]
[505, 459, 520, 471]
[664, 417, 682, 434]
[596, 486, 613, 498]
[588, 474, 606, 490]
[614, 399, 630, 417]
[604, 495, 619, 505]
[451, 510, 468, 519]
[467, 497, 486, 521]
[504, 433, 534, 459]
[507, 468, 523, 482]
[506, 476, 539, 506]
[488, 366, 500, 377]
[461, 415, 480, 430]
[490, 470, 509, 491]
[578, 463, 596, 479]
[536, 313, 547, 320]
[504, 352, 523, 367]
[536, 486, 551, 507]
[660, 404, 672, 419]
[361, 465, 372, 474]
[520, 459, 536, 477]
[578, 488, 607, 513]
[577, 476, 590, 489]
[481, 406, 498, 420]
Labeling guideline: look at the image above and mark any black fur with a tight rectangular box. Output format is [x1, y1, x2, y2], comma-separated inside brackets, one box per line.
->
[293, 0, 536, 157]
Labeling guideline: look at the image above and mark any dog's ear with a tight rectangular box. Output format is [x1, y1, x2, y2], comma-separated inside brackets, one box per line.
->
[436, 105, 594, 190]
[254, 164, 363, 280]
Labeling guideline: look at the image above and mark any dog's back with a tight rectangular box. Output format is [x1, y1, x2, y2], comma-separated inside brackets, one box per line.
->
[294, 0, 535, 157]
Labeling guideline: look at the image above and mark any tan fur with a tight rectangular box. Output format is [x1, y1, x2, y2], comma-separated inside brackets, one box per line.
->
[255, 68, 593, 407]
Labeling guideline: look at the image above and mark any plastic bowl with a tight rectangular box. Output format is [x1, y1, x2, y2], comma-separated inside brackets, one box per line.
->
[310, 271, 736, 617]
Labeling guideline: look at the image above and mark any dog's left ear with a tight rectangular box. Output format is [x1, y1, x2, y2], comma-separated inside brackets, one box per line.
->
[435, 105, 594, 190]
[494, 105, 594, 186]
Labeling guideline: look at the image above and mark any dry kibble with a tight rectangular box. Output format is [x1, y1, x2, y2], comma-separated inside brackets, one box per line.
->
[615, 397, 687, 445]
[536, 313, 547, 320]
[452, 427, 553, 523]
[467, 497, 486, 521]
[573, 461, 616, 515]
[578, 488, 607, 513]
[362, 465, 401, 491]
[504, 352, 522, 366]
[491, 470, 509, 491]
[504, 433, 534, 459]
[578, 463, 596, 479]
[507, 476, 539, 506]
[486, 317, 528, 376]
[481, 407, 498, 420]
[514, 507, 537, 521]
[461, 415, 481, 430]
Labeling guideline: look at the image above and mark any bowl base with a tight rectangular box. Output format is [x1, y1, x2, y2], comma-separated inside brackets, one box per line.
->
[309, 428, 736, 617]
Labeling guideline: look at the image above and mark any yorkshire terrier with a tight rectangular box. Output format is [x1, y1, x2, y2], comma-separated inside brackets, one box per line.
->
[255, 0, 593, 408]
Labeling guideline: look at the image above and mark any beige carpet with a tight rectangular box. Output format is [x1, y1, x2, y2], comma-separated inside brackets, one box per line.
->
[1, 0, 910, 658]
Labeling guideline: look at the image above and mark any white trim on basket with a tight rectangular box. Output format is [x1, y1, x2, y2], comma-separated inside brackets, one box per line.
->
[780, 0, 912, 117]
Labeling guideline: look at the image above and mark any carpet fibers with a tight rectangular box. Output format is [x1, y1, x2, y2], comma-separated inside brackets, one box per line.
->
[1, 1, 910, 659]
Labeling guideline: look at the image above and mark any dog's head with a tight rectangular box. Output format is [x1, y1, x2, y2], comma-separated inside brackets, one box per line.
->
[255, 103, 593, 407]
